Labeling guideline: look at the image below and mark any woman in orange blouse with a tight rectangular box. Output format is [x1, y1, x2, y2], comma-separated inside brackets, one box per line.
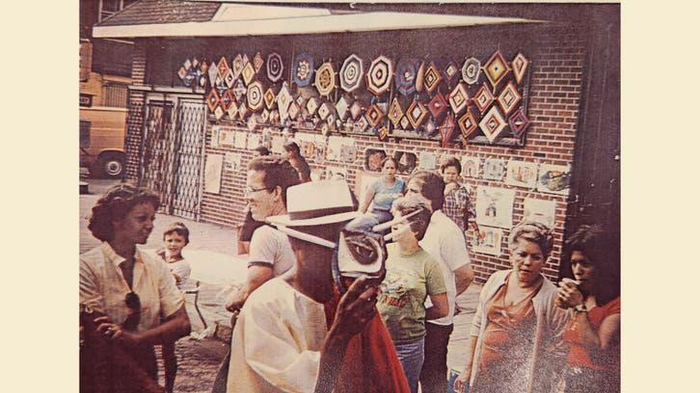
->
[556, 225, 620, 393]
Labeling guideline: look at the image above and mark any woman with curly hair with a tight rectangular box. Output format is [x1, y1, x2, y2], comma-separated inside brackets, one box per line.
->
[80, 184, 191, 390]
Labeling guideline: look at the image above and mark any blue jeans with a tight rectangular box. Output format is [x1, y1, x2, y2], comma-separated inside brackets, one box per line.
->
[394, 338, 425, 393]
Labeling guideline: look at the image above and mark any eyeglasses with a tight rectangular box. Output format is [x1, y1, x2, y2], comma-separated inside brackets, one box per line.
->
[245, 185, 273, 195]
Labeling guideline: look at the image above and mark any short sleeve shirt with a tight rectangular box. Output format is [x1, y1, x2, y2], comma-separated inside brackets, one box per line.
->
[377, 243, 447, 344]
[248, 225, 296, 277]
[370, 178, 406, 212]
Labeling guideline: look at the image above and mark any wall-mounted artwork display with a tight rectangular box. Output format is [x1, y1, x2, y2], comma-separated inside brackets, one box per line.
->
[327, 136, 354, 162]
[252, 52, 264, 74]
[266, 52, 283, 83]
[418, 151, 437, 171]
[511, 52, 530, 85]
[440, 114, 457, 147]
[210, 126, 220, 148]
[246, 81, 264, 111]
[367, 55, 393, 95]
[276, 84, 293, 122]
[339, 143, 358, 163]
[314, 135, 327, 164]
[394, 58, 419, 96]
[478, 106, 508, 143]
[214, 106, 224, 120]
[473, 226, 504, 256]
[223, 152, 242, 172]
[366, 104, 386, 128]
[483, 50, 510, 89]
[461, 57, 481, 85]
[448, 83, 469, 115]
[458, 110, 479, 141]
[461, 156, 480, 178]
[234, 131, 247, 149]
[428, 92, 448, 119]
[325, 166, 348, 181]
[475, 186, 515, 228]
[482, 158, 505, 181]
[497, 81, 522, 116]
[241, 62, 256, 86]
[393, 151, 417, 175]
[271, 135, 285, 154]
[292, 52, 314, 87]
[407, 100, 428, 129]
[314, 61, 336, 98]
[443, 60, 460, 85]
[505, 160, 538, 188]
[246, 133, 261, 150]
[523, 198, 556, 230]
[508, 107, 531, 138]
[339, 54, 363, 92]
[537, 164, 571, 195]
[218, 128, 235, 147]
[204, 153, 223, 194]
[423, 61, 443, 94]
[231, 54, 244, 80]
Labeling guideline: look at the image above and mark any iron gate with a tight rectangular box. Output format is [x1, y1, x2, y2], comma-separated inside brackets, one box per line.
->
[140, 98, 206, 220]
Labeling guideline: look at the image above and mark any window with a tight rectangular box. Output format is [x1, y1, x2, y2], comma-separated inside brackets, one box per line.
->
[99, 0, 138, 22]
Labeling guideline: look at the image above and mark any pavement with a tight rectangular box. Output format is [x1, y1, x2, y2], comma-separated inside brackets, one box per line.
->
[80, 178, 481, 390]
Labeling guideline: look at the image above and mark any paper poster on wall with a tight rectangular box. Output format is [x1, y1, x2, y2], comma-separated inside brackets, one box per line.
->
[247, 133, 261, 150]
[218, 129, 235, 147]
[325, 166, 348, 181]
[314, 135, 327, 164]
[261, 127, 272, 148]
[475, 185, 515, 228]
[271, 135, 285, 154]
[418, 151, 437, 170]
[473, 226, 504, 256]
[210, 126, 220, 148]
[224, 152, 242, 172]
[234, 131, 247, 149]
[461, 156, 480, 179]
[340, 143, 358, 163]
[204, 153, 223, 194]
[523, 198, 556, 229]
[505, 160, 538, 188]
[327, 136, 354, 162]
[537, 164, 571, 195]
[482, 158, 506, 181]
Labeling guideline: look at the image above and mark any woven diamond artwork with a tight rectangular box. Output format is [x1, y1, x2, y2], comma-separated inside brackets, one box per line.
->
[293, 52, 314, 87]
[377, 125, 389, 141]
[208, 62, 220, 88]
[400, 115, 411, 130]
[269, 109, 279, 124]
[497, 81, 522, 116]
[276, 84, 293, 121]
[315, 62, 336, 98]
[340, 54, 363, 92]
[458, 109, 479, 140]
[508, 107, 531, 138]
[406, 100, 428, 129]
[415, 61, 425, 93]
[317, 101, 331, 120]
[266, 52, 284, 83]
[448, 83, 469, 115]
[439, 114, 456, 147]
[253, 52, 264, 74]
[367, 55, 393, 96]
[306, 97, 319, 116]
[224, 68, 235, 88]
[443, 60, 459, 84]
[261, 108, 270, 123]
[484, 50, 510, 89]
[296, 95, 305, 106]
[365, 104, 386, 128]
[428, 92, 448, 119]
[232, 54, 244, 80]
[177, 66, 187, 80]
[217, 56, 230, 79]
[241, 62, 256, 86]
[354, 115, 369, 133]
[206, 89, 220, 112]
[232, 79, 247, 101]
[214, 105, 224, 120]
[474, 83, 495, 113]
[423, 62, 443, 95]
[387, 98, 404, 127]
[220, 89, 235, 111]
[424, 117, 438, 136]
[264, 88, 277, 110]
[288, 101, 300, 120]
[479, 106, 508, 143]
[395, 58, 420, 97]
[336, 96, 350, 121]
[511, 52, 530, 84]
[461, 57, 481, 85]
[350, 100, 362, 120]
[227, 101, 238, 120]
[247, 81, 264, 111]
[238, 102, 248, 120]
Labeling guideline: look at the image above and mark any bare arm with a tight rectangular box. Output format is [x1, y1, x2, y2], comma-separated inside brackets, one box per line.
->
[358, 187, 376, 213]
[454, 264, 474, 295]
[96, 305, 191, 347]
[425, 292, 449, 320]
[570, 311, 620, 351]
[454, 335, 479, 392]
[225, 265, 274, 312]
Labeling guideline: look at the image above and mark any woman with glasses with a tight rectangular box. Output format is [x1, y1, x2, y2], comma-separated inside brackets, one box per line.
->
[80, 184, 191, 390]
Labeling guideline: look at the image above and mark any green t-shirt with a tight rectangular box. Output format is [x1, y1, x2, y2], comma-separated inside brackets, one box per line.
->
[377, 243, 447, 344]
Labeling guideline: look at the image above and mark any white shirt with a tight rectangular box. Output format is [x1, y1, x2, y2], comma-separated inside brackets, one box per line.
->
[419, 210, 471, 326]
[248, 225, 296, 277]
[80, 242, 184, 332]
[227, 278, 327, 392]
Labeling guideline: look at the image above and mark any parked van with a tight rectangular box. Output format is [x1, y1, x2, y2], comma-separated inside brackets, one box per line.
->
[80, 106, 127, 178]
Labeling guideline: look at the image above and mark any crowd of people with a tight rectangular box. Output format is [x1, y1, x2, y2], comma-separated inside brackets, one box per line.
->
[80, 145, 620, 393]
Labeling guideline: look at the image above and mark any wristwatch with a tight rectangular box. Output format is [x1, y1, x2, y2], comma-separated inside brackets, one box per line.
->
[574, 304, 588, 313]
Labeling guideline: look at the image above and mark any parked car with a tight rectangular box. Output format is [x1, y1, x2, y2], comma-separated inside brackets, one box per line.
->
[80, 106, 127, 178]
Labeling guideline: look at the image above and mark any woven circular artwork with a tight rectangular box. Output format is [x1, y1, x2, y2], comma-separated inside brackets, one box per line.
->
[395, 58, 419, 97]
[247, 81, 263, 111]
[367, 55, 393, 96]
[314, 62, 336, 97]
[293, 52, 314, 87]
[266, 52, 284, 83]
[340, 54, 363, 92]
[462, 57, 481, 85]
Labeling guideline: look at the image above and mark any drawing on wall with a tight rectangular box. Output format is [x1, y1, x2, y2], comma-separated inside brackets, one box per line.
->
[271, 135, 285, 154]
[537, 164, 571, 195]
[246, 133, 261, 150]
[218, 128, 235, 147]
[314, 135, 327, 164]
[523, 198, 556, 230]
[223, 152, 242, 172]
[418, 151, 437, 171]
[505, 160, 538, 188]
[325, 166, 348, 181]
[327, 136, 354, 162]
[475, 185, 515, 228]
[461, 156, 480, 179]
[204, 153, 223, 194]
[340, 143, 358, 163]
[482, 158, 506, 181]
[234, 131, 247, 149]
[473, 226, 504, 256]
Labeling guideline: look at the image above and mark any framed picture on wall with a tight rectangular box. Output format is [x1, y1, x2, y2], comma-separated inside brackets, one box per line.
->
[482, 158, 505, 181]
[473, 225, 504, 256]
[537, 164, 571, 195]
[505, 159, 538, 188]
[461, 155, 480, 178]
[475, 185, 515, 228]
[523, 198, 556, 229]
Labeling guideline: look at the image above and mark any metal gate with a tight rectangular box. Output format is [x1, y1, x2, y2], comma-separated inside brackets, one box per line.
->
[140, 98, 206, 220]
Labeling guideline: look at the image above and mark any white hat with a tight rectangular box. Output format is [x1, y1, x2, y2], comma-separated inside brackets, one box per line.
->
[267, 180, 361, 228]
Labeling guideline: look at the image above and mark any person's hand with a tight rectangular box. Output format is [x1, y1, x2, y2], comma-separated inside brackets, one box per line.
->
[225, 288, 245, 313]
[444, 182, 459, 195]
[331, 276, 379, 339]
[94, 316, 140, 347]
[556, 279, 584, 309]
[453, 368, 470, 392]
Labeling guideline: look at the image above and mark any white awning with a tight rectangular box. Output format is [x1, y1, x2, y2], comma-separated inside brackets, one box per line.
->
[93, 3, 544, 38]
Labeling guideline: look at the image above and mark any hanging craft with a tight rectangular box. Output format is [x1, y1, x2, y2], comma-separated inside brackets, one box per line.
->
[263, 88, 277, 110]
[208, 61, 220, 88]
[387, 97, 404, 128]
[214, 106, 224, 120]
[424, 117, 438, 136]
[339, 54, 364, 92]
[231, 54, 244, 80]
[335, 96, 351, 121]
[505, 160, 538, 189]
[223, 68, 236, 88]
[365, 104, 386, 128]
[296, 95, 306, 107]
[394, 58, 420, 97]
[406, 100, 428, 129]
[458, 109, 479, 140]
[266, 52, 284, 83]
[306, 97, 319, 116]
[349, 100, 363, 120]
[206, 89, 220, 112]
[443, 60, 460, 85]
[478, 106, 508, 143]
[482, 158, 506, 181]
[252, 52, 264, 74]
[377, 126, 389, 141]
[288, 101, 300, 121]
[238, 102, 249, 120]
[511, 52, 530, 85]
[461, 57, 481, 85]
[415, 61, 425, 93]
[220, 89, 235, 111]
[177, 66, 188, 80]
[366, 55, 394, 96]
[439, 114, 456, 147]
[293, 52, 314, 87]
[428, 92, 448, 119]
[314, 61, 337, 98]
[217, 57, 230, 80]
[473, 226, 504, 256]
[508, 107, 531, 138]
[537, 164, 571, 195]
[227, 101, 239, 120]
[354, 115, 370, 133]
[460, 156, 480, 178]
[423, 62, 443, 95]
[474, 83, 495, 113]
[246, 81, 264, 111]
[448, 83, 469, 115]
[269, 109, 280, 124]
[276, 84, 293, 121]
[241, 62, 256, 86]
[317, 102, 333, 121]
[484, 50, 510, 89]
[497, 81, 522, 116]
[260, 108, 270, 123]
[232, 79, 247, 101]
[399, 115, 411, 130]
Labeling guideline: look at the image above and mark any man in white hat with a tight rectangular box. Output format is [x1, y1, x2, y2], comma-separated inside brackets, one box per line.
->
[226, 180, 380, 393]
